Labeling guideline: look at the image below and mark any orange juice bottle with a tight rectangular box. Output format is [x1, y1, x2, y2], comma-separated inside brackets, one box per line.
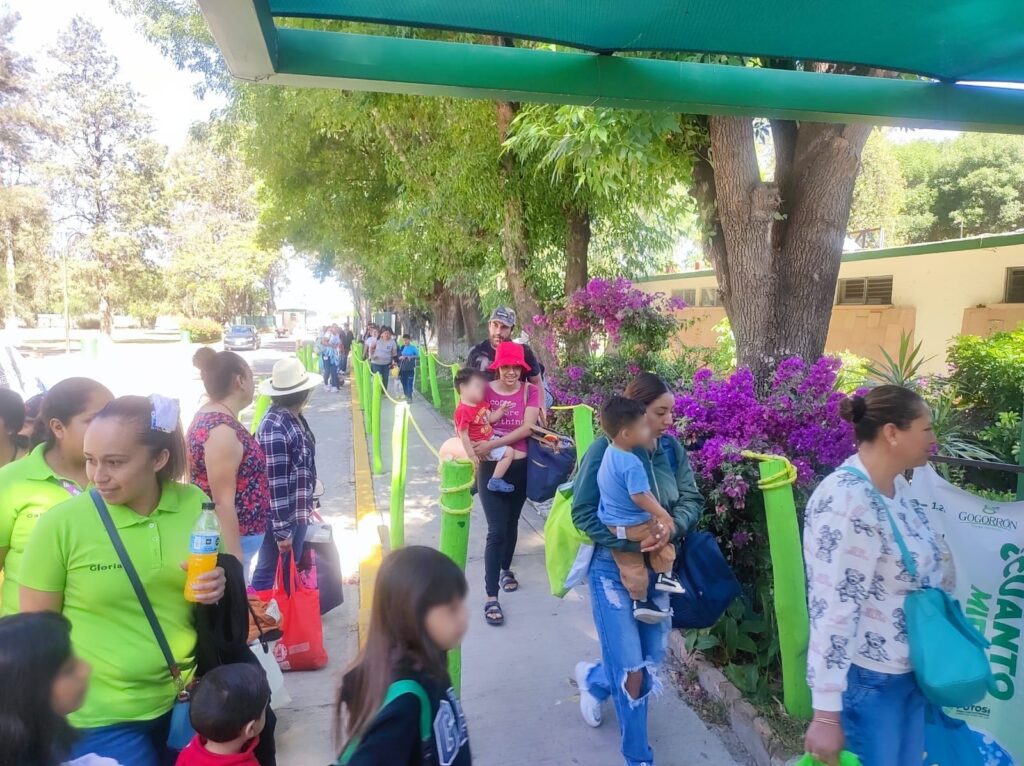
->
[184, 502, 220, 602]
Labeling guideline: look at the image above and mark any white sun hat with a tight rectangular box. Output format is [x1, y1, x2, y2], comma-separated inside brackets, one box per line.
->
[259, 357, 322, 397]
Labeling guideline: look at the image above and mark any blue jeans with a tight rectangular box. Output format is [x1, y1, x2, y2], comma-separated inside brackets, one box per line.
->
[322, 357, 339, 388]
[251, 523, 309, 592]
[842, 665, 926, 766]
[241, 532, 264, 584]
[584, 545, 670, 766]
[70, 710, 175, 766]
[370, 363, 390, 391]
[399, 370, 415, 399]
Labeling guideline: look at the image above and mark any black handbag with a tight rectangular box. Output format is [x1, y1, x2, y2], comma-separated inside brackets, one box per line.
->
[299, 515, 344, 615]
[670, 531, 742, 630]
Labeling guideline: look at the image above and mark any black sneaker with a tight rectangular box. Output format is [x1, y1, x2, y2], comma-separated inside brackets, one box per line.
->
[633, 599, 671, 624]
[654, 572, 686, 595]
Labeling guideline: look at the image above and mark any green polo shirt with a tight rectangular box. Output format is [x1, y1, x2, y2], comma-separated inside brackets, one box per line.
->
[21, 482, 209, 728]
[0, 443, 84, 615]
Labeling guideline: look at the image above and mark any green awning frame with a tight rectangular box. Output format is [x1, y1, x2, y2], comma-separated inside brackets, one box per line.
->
[198, 0, 1024, 132]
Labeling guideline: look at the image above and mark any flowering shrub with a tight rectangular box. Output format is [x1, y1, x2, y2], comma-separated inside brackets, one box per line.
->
[535, 277, 686, 368]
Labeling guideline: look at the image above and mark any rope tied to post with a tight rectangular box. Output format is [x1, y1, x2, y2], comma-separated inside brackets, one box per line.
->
[741, 450, 798, 489]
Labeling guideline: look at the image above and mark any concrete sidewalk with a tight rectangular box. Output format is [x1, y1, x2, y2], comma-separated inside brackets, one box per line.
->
[276, 379, 748, 766]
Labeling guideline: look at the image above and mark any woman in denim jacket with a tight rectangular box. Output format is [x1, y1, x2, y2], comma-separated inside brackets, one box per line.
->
[571, 373, 704, 766]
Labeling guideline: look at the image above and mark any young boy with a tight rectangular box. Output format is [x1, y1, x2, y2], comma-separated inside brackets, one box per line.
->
[397, 334, 419, 400]
[175, 664, 271, 765]
[454, 368, 517, 493]
[597, 396, 685, 623]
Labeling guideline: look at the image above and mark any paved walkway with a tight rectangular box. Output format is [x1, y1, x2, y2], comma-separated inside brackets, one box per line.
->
[276, 377, 747, 766]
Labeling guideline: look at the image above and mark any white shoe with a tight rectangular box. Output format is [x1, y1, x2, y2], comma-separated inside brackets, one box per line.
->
[575, 661, 603, 728]
[654, 572, 686, 595]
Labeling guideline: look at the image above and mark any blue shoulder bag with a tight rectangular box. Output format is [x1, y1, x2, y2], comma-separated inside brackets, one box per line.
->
[841, 468, 993, 708]
[661, 437, 742, 629]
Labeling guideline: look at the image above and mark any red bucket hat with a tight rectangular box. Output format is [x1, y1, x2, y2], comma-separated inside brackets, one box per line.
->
[488, 341, 532, 372]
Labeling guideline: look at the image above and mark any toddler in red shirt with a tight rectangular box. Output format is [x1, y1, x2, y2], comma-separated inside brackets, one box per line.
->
[175, 664, 270, 766]
[454, 368, 517, 493]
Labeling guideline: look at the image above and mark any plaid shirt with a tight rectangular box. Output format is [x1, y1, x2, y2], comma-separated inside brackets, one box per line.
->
[256, 406, 317, 539]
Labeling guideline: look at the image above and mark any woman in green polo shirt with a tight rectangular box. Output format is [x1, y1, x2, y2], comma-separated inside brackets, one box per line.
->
[20, 394, 226, 766]
[0, 377, 113, 615]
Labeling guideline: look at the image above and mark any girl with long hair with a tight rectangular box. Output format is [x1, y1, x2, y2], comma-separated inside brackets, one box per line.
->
[0, 612, 93, 766]
[335, 546, 471, 766]
[0, 377, 113, 615]
[0, 387, 26, 468]
[20, 395, 225, 766]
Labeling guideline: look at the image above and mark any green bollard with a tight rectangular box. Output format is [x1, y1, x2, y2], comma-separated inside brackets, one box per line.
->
[352, 357, 362, 405]
[249, 393, 271, 435]
[306, 344, 318, 373]
[572, 405, 596, 464]
[427, 353, 441, 410]
[389, 402, 410, 548]
[758, 458, 812, 720]
[439, 458, 475, 693]
[419, 356, 429, 394]
[371, 373, 383, 475]
[362, 360, 372, 414]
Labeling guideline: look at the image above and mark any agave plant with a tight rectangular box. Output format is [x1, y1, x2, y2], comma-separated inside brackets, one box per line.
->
[928, 385, 1002, 478]
[866, 331, 933, 388]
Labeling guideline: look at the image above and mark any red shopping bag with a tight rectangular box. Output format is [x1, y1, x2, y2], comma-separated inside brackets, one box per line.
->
[259, 557, 328, 671]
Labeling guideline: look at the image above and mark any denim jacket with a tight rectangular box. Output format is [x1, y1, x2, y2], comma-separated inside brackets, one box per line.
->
[572, 434, 704, 551]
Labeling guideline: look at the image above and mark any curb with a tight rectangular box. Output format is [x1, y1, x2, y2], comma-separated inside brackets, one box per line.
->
[667, 632, 799, 766]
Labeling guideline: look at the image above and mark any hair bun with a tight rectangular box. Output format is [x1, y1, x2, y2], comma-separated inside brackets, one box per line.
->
[192, 346, 216, 374]
[850, 395, 867, 423]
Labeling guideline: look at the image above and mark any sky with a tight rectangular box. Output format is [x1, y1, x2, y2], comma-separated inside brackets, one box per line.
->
[7, 0, 353, 320]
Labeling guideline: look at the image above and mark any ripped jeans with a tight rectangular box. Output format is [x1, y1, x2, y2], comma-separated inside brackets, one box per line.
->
[585, 545, 670, 766]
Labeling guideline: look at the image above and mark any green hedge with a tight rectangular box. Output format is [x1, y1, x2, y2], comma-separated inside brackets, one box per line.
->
[181, 318, 223, 344]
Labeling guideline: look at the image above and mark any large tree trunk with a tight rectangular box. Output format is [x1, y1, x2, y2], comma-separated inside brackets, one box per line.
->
[492, 36, 555, 371]
[703, 115, 871, 385]
[564, 204, 590, 297]
[459, 292, 484, 346]
[430, 284, 459, 360]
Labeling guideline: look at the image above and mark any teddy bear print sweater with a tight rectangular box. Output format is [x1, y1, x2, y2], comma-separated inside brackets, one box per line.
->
[803, 455, 952, 712]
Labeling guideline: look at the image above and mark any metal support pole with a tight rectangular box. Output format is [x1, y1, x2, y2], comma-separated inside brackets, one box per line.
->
[572, 405, 596, 464]
[1016, 403, 1024, 501]
[758, 459, 812, 720]
[371, 373, 383, 475]
[427, 353, 441, 410]
[439, 458, 474, 694]
[389, 402, 410, 548]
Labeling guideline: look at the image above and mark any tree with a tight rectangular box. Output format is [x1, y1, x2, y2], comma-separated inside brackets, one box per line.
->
[0, 10, 51, 327]
[848, 130, 907, 247]
[163, 127, 281, 322]
[897, 133, 1024, 242]
[44, 17, 166, 334]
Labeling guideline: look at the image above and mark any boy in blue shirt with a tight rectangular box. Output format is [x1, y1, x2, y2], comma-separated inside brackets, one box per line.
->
[597, 396, 685, 623]
[397, 334, 419, 400]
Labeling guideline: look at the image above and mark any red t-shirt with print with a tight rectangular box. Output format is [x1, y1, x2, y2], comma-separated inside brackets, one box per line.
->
[454, 402, 494, 442]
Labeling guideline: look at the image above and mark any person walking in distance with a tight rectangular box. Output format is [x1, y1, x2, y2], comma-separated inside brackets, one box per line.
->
[397, 335, 419, 401]
[338, 322, 355, 377]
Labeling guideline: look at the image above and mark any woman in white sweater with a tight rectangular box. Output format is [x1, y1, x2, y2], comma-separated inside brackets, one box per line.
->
[803, 385, 952, 766]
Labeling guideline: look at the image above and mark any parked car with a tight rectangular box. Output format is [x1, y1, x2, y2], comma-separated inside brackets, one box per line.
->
[224, 325, 262, 351]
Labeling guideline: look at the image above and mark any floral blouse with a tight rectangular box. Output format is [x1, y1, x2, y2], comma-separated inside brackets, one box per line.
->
[187, 411, 271, 537]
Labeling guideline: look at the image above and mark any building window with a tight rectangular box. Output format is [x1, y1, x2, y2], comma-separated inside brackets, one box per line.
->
[1006, 267, 1024, 303]
[671, 288, 696, 306]
[700, 288, 722, 307]
[837, 275, 893, 305]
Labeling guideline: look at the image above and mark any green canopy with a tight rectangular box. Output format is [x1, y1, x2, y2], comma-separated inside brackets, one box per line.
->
[199, 0, 1024, 131]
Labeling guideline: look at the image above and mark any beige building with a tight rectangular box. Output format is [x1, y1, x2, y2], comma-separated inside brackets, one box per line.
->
[637, 232, 1024, 374]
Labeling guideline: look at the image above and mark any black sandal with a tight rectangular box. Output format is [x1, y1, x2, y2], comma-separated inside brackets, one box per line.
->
[500, 570, 519, 593]
[484, 600, 504, 626]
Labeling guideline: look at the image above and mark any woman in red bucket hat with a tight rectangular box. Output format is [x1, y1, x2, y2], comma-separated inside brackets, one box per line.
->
[468, 341, 541, 626]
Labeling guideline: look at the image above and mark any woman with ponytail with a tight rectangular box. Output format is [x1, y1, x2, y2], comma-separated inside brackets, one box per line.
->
[0, 378, 113, 615]
[20, 395, 226, 766]
[803, 385, 952, 766]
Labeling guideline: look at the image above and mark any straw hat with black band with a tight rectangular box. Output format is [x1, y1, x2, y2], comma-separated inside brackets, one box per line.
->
[259, 358, 322, 397]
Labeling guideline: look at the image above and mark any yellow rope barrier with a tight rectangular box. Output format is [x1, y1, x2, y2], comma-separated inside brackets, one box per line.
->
[741, 450, 798, 489]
